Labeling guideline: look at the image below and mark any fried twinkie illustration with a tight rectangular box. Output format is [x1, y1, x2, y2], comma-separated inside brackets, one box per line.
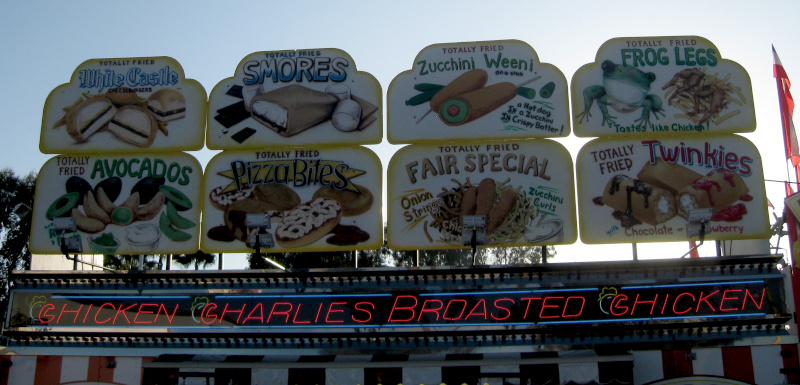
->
[250, 85, 338, 137]
[487, 189, 518, 234]
[439, 82, 518, 126]
[599, 175, 676, 227]
[676, 169, 749, 219]
[636, 160, 703, 195]
[429, 69, 489, 113]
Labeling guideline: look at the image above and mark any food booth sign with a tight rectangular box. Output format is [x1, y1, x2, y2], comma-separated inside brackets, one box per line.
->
[577, 135, 769, 244]
[40, 57, 207, 153]
[387, 39, 570, 144]
[30, 153, 203, 255]
[206, 48, 382, 149]
[6, 278, 782, 332]
[387, 140, 576, 250]
[571, 36, 755, 137]
[201, 147, 382, 253]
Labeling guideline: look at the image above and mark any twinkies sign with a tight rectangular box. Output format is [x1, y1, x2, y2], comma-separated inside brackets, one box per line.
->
[577, 135, 768, 244]
[571, 36, 755, 137]
[41, 57, 207, 153]
[207, 49, 382, 149]
[7, 280, 779, 330]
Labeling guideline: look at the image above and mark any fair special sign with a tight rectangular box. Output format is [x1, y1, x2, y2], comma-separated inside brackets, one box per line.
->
[577, 135, 769, 244]
[201, 147, 383, 254]
[387, 140, 577, 250]
[30, 153, 203, 255]
[571, 36, 755, 137]
[387, 40, 570, 144]
[41, 57, 206, 154]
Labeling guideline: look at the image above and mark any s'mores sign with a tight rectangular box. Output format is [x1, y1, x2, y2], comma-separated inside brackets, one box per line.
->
[571, 36, 755, 137]
[577, 135, 769, 244]
[40, 57, 207, 153]
[207, 49, 382, 149]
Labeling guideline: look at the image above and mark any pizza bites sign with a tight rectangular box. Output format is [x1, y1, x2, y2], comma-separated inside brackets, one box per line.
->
[201, 147, 383, 253]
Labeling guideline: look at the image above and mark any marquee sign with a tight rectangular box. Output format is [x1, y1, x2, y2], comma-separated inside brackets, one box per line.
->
[7, 279, 782, 332]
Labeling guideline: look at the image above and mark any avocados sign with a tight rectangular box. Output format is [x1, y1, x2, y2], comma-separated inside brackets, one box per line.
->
[30, 153, 203, 255]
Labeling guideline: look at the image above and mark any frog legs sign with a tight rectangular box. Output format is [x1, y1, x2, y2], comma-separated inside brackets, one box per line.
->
[388, 140, 577, 250]
[571, 36, 755, 137]
[387, 40, 570, 144]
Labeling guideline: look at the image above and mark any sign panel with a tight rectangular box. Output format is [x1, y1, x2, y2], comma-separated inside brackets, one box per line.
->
[571, 36, 755, 137]
[387, 140, 576, 250]
[577, 135, 768, 244]
[40, 57, 206, 153]
[201, 147, 382, 253]
[387, 40, 570, 144]
[207, 49, 382, 149]
[30, 153, 203, 255]
[7, 279, 780, 331]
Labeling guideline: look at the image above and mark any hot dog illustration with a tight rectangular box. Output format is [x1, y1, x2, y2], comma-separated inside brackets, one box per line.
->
[438, 82, 518, 126]
[429, 69, 489, 114]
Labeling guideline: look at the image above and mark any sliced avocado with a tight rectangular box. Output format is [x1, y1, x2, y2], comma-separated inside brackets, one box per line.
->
[131, 176, 165, 204]
[65, 176, 92, 205]
[166, 201, 195, 229]
[46, 192, 79, 220]
[440, 99, 469, 124]
[160, 185, 192, 211]
[95, 177, 122, 202]
[159, 212, 192, 242]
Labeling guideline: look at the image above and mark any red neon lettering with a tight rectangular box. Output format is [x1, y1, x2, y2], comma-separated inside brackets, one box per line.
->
[352, 302, 374, 323]
[154, 304, 178, 324]
[242, 303, 264, 323]
[82, 304, 93, 324]
[113, 303, 137, 324]
[744, 288, 765, 310]
[610, 294, 629, 316]
[292, 304, 311, 324]
[326, 302, 347, 323]
[388, 295, 418, 322]
[562, 296, 585, 318]
[492, 298, 514, 321]
[418, 299, 444, 321]
[466, 299, 488, 320]
[57, 303, 83, 324]
[94, 302, 115, 324]
[220, 303, 247, 324]
[520, 297, 541, 319]
[660, 294, 670, 315]
[631, 294, 658, 315]
[134, 303, 158, 324]
[39, 303, 56, 324]
[672, 293, 695, 315]
[695, 290, 719, 313]
[540, 296, 563, 319]
[201, 303, 219, 324]
[268, 302, 293, 323]
[443, 299, 467, 321]
[315, 303, 323, 323]
[720, 290, 742, 312]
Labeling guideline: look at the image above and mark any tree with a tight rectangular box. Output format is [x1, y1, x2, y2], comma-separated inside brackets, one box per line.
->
[0, 169, 36, 320]
[172, 251, 216, 270]
[103, 255, 160, 270]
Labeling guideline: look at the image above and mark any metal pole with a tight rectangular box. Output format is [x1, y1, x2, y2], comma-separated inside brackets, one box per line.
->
[632, 243, 638, 261]
[218, 253, 224, 270]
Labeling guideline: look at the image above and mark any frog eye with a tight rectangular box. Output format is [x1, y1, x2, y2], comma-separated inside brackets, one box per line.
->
[647, 72, 657, 83]
[601, 60, 616, 73]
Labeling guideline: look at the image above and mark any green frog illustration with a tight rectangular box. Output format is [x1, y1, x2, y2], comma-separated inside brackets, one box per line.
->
[576, 60, 664, 128]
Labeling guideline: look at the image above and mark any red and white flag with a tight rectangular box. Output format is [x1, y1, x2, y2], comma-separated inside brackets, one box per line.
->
[774, 46, 800, 167]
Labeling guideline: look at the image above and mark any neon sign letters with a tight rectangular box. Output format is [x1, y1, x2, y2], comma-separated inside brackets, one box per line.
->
[9, 281, 776, 331]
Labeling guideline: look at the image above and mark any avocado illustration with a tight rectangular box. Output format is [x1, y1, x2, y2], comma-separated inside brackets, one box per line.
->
[131, 176, 165, 204]
[95, 177, 123, 202]
[159, 212, 192, 242]
[46, 192, 79, 220]
[65, 176, 92, 205]
[160, 185, 192, 211]
[166, 201, 195, 229]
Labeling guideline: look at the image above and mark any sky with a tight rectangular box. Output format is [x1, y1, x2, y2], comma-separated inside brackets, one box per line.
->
[2, 0, 800, 268]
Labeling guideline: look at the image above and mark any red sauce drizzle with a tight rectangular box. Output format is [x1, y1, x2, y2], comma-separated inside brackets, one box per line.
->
[690, 178, 721, 206]
[712, 203, 747, 222]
